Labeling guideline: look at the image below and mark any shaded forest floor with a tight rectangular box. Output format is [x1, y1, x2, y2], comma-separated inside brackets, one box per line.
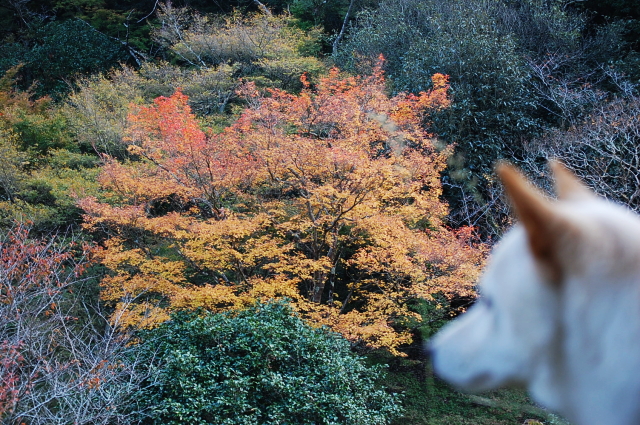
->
[372, 353, 570, 425]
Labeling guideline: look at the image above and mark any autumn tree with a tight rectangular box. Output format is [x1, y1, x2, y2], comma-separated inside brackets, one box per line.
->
[79, 62, 484, 354]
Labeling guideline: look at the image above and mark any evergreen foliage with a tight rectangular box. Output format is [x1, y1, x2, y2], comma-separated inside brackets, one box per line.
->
[0, 20, 128, 97]
[135, 301, 403, 425]
[335, 0, 635, 233]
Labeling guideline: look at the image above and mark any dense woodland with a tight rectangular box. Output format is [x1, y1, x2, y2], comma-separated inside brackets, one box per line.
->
[0, 0, 638, 424]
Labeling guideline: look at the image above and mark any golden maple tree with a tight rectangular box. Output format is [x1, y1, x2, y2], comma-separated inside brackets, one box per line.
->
[79, 61, 484, 354]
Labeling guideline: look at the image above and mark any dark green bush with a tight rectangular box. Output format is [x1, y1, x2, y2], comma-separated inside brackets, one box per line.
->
[136, 301, 402, 425]
[0, 19, 128, 97]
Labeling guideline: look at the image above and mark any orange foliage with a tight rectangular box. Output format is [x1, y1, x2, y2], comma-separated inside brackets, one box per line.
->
[79, 61, 484, 354]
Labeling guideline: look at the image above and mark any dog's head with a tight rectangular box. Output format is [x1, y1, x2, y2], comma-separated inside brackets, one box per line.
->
[429, 161, 640, 424]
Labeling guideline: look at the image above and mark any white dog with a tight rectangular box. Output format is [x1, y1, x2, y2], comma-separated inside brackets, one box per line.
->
[430, 161, 640, 425]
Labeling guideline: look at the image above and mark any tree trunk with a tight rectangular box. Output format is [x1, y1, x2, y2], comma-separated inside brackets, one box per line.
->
[332, 0, 355, 57]
[311, 228, 340, 304]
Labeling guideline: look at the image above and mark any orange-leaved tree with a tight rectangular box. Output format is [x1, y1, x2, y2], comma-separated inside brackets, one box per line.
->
[79, 61, 484, 354]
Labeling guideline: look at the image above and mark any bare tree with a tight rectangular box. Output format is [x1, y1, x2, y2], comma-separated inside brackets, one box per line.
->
[523, 94, 640, 211]
[0, 224, 157, 424]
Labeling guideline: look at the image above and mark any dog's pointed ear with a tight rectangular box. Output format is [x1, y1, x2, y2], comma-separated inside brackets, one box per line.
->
[549, 160, 595, 201]
[497, 162, 566, 281]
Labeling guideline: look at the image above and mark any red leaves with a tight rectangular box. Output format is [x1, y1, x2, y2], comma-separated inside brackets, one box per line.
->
[127, 90, 206, 155]
[0, 222, 93, 305]
[0, 224, 69, 301]
[119, 90, 259, 213]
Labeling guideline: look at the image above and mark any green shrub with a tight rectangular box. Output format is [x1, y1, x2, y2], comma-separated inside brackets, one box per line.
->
[135, 301, 402, 425]
[5, 19, 127, 97]
[0, 128, 26, 203]
[10, 108, 75, 154]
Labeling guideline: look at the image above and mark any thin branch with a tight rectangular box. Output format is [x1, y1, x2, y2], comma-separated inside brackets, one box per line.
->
[253, 0, 273, 16]
[138, 0, 160, 23]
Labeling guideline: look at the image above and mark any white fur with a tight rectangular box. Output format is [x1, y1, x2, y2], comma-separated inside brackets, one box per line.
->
[430, 192, 640, 425]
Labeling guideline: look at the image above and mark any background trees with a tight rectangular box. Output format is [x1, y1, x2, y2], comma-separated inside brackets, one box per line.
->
[523, 94, 640, 211]
[0, 20, 129, 98]
[335, 0, 637, 235]
[152, 5, 325, 91]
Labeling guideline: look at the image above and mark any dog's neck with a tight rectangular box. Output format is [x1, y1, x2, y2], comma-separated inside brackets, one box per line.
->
[531, 203, 640, 425]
